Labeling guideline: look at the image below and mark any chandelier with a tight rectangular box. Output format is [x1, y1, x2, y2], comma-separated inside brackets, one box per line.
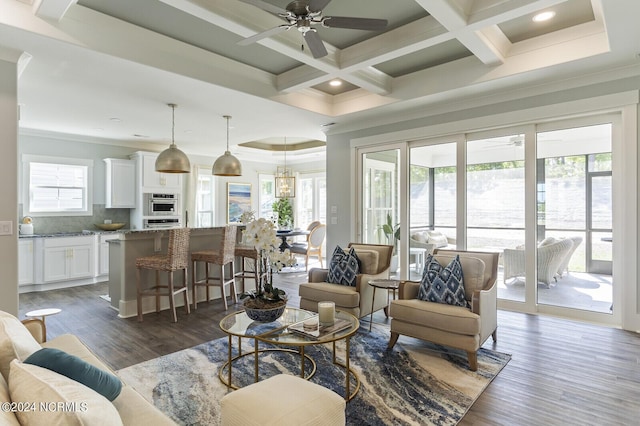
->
[275, 137, 295, 198]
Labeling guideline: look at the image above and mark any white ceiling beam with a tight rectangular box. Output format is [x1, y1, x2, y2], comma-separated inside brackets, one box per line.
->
[33, 0, 77, 22]
[414, 0, 504, 65]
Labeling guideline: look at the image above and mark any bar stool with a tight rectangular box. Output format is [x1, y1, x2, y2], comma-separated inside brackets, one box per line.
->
[135, 228, 191, 323]
[234, 245, 265, 294]
[192, 225, 237, 310]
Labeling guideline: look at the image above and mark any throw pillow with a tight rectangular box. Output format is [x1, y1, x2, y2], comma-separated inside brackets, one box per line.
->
[326, 246, 360, 287]
[0, 374, 20, 426]
[9, 360, 123, 426]
[0, 311, 42, 381]
[25, 348, 122, 401]
[418, 254, 469, 308]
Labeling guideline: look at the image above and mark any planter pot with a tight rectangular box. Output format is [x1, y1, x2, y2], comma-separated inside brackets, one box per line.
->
[243, 302, 287, 323]
[390, 255, 399, 273]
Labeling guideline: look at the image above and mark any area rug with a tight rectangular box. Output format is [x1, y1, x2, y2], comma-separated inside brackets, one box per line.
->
[117, 325, 510, 425]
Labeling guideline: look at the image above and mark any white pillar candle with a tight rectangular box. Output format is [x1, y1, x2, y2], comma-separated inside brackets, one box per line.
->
[318, 301, 335, 326]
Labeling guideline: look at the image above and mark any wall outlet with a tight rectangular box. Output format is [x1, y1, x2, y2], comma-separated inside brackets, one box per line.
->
[0, 221, 13, 236]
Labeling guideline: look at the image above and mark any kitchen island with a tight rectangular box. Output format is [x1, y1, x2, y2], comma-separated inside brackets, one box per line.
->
[108, 226, 244, 318]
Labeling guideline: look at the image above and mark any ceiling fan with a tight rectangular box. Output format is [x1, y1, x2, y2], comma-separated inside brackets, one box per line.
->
[238, 0, 388, 58]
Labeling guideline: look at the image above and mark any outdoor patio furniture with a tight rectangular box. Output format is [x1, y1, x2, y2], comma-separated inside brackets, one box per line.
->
[503, 238, 574, 287]
[557, 236, 583, 278]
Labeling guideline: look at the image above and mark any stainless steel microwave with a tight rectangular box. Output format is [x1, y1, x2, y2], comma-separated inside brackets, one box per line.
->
[144, 193, 179, 216]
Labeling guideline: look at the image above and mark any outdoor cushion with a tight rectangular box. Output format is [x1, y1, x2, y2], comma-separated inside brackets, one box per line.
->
[418, 254, 468, 308]
[326, 246, 360, 286]
[427, 231, 449, 248]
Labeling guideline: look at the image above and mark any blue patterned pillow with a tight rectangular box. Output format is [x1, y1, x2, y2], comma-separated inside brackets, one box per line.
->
[326, 246, 360, 286]
[418, 254, 468, 308]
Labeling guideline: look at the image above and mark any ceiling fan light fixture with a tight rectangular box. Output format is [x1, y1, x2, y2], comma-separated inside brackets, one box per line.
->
[155, 103, 191, 173]
[213, 115, 242, 176]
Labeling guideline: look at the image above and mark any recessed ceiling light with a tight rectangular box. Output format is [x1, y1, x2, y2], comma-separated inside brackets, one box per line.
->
[329, 79, 342, 87]
[133, 134, 149, 138]
[109, 117, 122, 122]
[532, 11, 555, 22]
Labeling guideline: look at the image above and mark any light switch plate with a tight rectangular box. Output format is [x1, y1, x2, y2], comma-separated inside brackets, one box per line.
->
[0, 221, 13, 236]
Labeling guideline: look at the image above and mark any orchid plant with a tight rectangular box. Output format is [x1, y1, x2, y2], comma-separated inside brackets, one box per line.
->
[239, 211, 294, 307]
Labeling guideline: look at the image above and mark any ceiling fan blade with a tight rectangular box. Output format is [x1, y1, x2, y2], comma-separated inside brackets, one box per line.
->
[323, 16, 388, 31]
[238, 0, 288, 16]
[238, 25, 290, 46]
[308, 0, 332, 12]
[303, 30, 328, 58]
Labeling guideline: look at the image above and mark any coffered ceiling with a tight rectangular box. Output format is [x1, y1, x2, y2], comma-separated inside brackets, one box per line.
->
[1, 0, 639, 162]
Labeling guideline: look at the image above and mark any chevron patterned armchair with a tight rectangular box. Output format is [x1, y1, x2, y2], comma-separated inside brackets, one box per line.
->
[299, 243, 393, 319]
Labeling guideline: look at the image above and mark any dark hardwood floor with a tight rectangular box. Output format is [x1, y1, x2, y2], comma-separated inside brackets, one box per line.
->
[18, 266, 640, 425]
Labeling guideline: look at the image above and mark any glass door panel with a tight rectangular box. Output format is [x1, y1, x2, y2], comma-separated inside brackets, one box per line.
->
[408, 143, 456, 280]
[466, 134, 525, 302]
[536, 124, 612, 313]
[362, 150, 400, 276]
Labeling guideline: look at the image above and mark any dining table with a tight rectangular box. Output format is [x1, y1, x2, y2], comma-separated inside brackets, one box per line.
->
[276, 229, 310, 251]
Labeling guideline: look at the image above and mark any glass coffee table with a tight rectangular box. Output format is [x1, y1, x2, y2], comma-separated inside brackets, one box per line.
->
[219, 307, 360, 401]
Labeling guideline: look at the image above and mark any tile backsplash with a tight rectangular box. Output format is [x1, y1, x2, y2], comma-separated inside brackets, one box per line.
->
[18, 205, 130, 234]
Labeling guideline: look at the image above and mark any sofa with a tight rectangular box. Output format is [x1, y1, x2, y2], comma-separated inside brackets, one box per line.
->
[0, 310, 176, 425]
[409, 229, 455, 252]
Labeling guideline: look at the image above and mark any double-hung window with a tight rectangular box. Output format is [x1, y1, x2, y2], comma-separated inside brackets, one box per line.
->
[23, 155, 93, 216]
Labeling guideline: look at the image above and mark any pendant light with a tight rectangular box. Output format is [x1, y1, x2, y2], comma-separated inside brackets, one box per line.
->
[155, 103, 191, 173]
[213, 115, 242, 176]
[275, 137, 295, 198]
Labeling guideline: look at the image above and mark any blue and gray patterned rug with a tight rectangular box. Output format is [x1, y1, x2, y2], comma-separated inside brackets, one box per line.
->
[118, 325, 510, 425]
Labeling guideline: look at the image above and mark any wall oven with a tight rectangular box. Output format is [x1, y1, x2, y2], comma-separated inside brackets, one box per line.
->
[143, 218, 181, 229]
[144, 193, 179, 216]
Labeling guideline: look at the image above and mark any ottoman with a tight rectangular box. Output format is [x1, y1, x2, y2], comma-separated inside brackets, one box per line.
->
[220, 374, 346, 426]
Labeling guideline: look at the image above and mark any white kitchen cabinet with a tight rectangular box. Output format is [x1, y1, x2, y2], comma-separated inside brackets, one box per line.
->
[18, 240, 34, 286]
[43, 236, 95, 283]
[104, 158, 136, 208]
[139, 152, 181, 191]
[98, 233, 120, 276]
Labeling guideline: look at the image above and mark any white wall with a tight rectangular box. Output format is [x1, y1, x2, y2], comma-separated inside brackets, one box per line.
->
[0, 51, 19, 315]
[325, 74, 640, 331]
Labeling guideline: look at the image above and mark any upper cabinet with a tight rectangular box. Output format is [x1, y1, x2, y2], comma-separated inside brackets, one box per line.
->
[104, 158, 136, 208]
[133, 152, 182, 192]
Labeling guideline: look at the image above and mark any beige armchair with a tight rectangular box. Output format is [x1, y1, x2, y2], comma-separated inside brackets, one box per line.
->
[388, 249, 499, 371]
[298, 243, 393, 318]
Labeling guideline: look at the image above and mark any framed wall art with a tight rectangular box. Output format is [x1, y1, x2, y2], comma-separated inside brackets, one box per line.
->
[227, 182, 251, 223]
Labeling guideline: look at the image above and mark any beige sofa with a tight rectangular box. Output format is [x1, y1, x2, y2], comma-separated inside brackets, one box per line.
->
[0, 310, 176, 425]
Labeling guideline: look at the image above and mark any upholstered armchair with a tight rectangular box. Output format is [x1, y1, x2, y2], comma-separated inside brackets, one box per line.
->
[503, 238, 574, 287]
[388, 249, 499, 371]
[298, 243, 393, 318]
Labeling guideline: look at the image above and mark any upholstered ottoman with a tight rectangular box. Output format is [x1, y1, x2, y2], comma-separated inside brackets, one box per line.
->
[220, 374, 346, 426]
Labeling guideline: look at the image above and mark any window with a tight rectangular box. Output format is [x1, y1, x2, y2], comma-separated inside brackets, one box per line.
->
[259, 174, 276, 220]
[297, 172, 326, 229]
[23, 155, 93, 216]
[195, 166, 215, 227]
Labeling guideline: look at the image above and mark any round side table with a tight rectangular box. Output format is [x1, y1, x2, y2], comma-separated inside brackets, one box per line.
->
[367, 279, 399, 332]
[25, 308, 61, 342]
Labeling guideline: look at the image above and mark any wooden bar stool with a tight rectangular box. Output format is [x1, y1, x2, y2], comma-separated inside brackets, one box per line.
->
[234, 245, 264, 294]
[192, 225, 237, 310]
[135, 228, 191, 323]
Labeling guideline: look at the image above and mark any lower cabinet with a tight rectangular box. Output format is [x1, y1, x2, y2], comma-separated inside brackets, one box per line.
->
[43, 236, 95, 283]
[18, 240, 34, 286]
[98, 234, 120, 276]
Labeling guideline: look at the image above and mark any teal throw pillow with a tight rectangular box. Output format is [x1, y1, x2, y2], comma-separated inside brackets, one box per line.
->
[326, 246, 360, 286]
[24, 348, 122, 401]
[418, 254, 468, 308]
